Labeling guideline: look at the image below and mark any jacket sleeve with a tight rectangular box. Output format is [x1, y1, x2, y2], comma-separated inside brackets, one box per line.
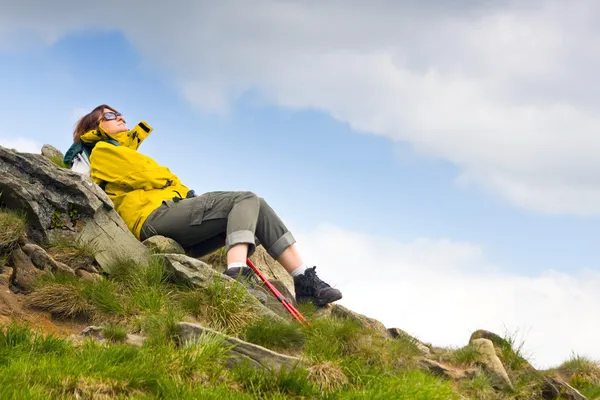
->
[89, 142, 175, 191]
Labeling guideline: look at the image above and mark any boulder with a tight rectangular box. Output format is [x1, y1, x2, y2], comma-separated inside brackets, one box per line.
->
[41, 144, 64, 162]
[419, 358, 478, 381]
[143, 235, 185, 255]
[9, 248, 45, 292]
[21, 243, 75, 275]
[248, 246, 295, 297]
[471, 338, 514, 391]
[156, 253, 282, 322]
[177, 322, 301, 372]
[0, 146, 149, 273]
[328, 304, 390, 337]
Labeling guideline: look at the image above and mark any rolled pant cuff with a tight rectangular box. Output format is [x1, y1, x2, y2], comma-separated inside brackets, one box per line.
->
[268, 231, 296, 259]
[226, 230, 257, 255]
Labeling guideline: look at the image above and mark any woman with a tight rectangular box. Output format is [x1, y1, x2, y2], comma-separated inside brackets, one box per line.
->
[64, 105, 342, 306]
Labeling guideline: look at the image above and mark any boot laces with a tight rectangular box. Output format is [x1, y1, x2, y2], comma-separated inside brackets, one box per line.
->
[304, 267, 330, 290]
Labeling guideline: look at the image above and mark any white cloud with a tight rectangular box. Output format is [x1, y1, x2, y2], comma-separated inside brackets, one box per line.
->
[2, 1, 600, 214]
[293, 223, 600, 370]
[0, 136, 42, 153]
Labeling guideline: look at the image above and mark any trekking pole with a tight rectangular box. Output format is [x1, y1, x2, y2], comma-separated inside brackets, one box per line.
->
[246, 258, 311, 327]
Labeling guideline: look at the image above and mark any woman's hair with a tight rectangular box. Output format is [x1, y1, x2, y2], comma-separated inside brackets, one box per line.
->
[73, 104, 118, 143]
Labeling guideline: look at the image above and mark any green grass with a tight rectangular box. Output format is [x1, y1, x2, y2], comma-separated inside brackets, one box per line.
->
[558, 353, 600, 398]
[0, 208, 26, 251]
[244, 318, 305, 351]
[48, 154, 68, 168]
[102, 324, 128, 343]
[46, 234, 97, 270]
[177, 277, 258, 335]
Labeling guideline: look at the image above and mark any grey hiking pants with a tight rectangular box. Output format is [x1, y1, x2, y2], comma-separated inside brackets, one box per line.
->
[139, 191, 296, 259]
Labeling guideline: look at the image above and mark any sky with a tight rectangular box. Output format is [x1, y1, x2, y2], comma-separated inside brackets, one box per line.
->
[1, 0, 600, 369]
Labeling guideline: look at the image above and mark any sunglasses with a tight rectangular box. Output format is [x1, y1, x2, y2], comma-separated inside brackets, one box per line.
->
[101, 111, 125, 123]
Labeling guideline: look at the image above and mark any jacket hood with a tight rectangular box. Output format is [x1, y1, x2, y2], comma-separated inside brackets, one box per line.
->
[80, 120, 152, 151]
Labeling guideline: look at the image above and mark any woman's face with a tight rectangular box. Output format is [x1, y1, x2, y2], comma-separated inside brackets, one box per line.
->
[100, 108, 128, 136]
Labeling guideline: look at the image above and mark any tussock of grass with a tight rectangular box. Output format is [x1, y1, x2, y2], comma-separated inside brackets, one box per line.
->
[244, 318, 305, 351]
[0, 209, 26, 251]
[452, 344, 480, 367]
[26, 273, 124, 321]
[178, 278, 258, 334]
[46, 235, 97, 270]
[307, 361, 348, 393]
[231, 362, 318, 398]
[102, 324, 128, 343]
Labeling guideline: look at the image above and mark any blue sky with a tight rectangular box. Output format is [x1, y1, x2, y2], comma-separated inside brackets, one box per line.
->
[2, 1, 600, 368]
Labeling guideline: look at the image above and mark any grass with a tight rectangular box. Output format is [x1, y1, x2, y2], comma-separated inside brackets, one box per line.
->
[244, 318, 305, 351]
[0, 208, 26, 251]
[48, 154, 68, 168]
[46, 234, 97, 270]
[558, 353, 600, 398]
[178, 276, 258, 335]
[14, 254, 593, 400]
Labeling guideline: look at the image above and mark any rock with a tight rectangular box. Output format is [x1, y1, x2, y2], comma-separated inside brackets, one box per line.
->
[81, 326, 104, 340]
[9, 248, 45, 292]
[471, 338, 514, 391]
[156, 253, 282, 322]
[76, 269, 103, 282]
[0, 146, 149, 273]
[20, 243, 75, 275]
[249, 246, 295, 297]
[419, 358, 478, 380]
[469, 329, 537, 373]
[125, 334, 146, 347]
[177, 322, 301, 372]
[330, 304, 390, 337]
[542, 377, 588, 400]
[143, 235, 185, 255]
[41, 144, 64, 162]
[388, 328, 431, 356]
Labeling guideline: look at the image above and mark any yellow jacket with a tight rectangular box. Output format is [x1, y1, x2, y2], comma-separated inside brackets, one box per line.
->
[81, 121, 189, 239]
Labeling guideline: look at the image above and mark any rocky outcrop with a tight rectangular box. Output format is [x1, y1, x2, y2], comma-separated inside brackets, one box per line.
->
[177, 322, 301, 372]
[156, 253, 282, 322]
[419, 358, 478, 381]
[471, 338, 514, 390]
[248, 246, 295, 297]
[21, 243, 75, 275]
[9, 248, 44, 292]
[142, 235, 185, 255]
[542, 377, 587, 400]
[0, 146, 149, 273]
[41, 144, 64, 162]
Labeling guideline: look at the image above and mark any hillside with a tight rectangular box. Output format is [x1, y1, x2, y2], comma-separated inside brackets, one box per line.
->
[0, 144, 598, 399]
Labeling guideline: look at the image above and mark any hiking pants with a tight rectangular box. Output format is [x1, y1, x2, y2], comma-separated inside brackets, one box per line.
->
[139, 191, 296, 259]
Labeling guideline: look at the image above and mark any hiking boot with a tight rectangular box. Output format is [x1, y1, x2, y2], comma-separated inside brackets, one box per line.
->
[294, 267, 342, 306]
[223, 266, 255, 282]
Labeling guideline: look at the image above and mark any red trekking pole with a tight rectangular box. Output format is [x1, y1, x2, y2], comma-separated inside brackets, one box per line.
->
[246, 258, 311, 327]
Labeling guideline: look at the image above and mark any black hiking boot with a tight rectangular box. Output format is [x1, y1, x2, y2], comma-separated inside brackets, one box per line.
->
[224, 267, 255, 282]
[294, 267, 342, 307]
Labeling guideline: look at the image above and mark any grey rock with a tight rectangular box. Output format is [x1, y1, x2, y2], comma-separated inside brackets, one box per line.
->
[9, 248, 45, 292]
[248, 246, 295, 297]
[0, 146, 149, 273]
[419, 358, 478, 381]
[542, 377, 588, 400]
[177, 322, 301, 372]
[41, 144, 64, 162]
[471, 338, 514, 391]
[76, 269, 103, 282]
[156, 253, 282, 322]
[143, 235, 185, 255]
[330, 304, 390, 337]
[21, 243, 75, 275]
[81, 326, 104, 339]
[388, 327, 431, 355]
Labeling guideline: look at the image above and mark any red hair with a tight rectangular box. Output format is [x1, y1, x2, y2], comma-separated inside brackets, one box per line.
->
[73, 104, 118, 143]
